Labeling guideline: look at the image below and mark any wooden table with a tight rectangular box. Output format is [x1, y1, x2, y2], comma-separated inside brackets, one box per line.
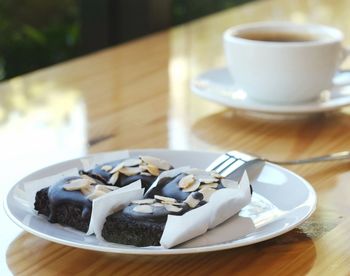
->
[2, 0, 350, 274]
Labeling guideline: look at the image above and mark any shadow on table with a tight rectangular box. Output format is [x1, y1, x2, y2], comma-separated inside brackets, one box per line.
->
[191, 110, 350, 159]
[7, 229, 316, 275]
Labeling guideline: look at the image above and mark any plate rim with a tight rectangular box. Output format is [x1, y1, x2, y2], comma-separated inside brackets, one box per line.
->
[4, 148, 317, 255]
[191, 67, 350, 114]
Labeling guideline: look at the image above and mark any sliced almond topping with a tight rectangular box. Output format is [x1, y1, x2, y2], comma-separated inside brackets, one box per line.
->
[110, 162, 124, 174]
[119, 166, 142, 176]
[63, 178, 91, 191]
[199, 177, 219, 184]
[200, 183, 218, 189]
[94, 185, 111, 193]
[108, 171, 119, 185]
[154, 195, 177, 204]
[164, 204, 183, 213]
[210, 172, 223, 178]
[152, 202, 165, 207]
[123, 158, 142, 167]
[101, 165, 113, 172]
[139, 155, 172, 170]
[133, 205, 153, 213]
[80, 174, 97, 184]
[80, 185, 94, 196]
[72, 178, 93, 185]
[184, 195, 200, 208]
[95, 184, 118, 193]
[178, 174, 195, 189]
[199, 187, 217, 202]
[146, 164, 160, 176]
[140, 172, 152, 176]
[221, 179, 238, 189]
[106, 185, 119, 190]
[171, 202, 184, 206]
[139, 165, 148, 171]
[182, 180, 201, 193]
[87, 189, 107, 200]
[187, 168, 211, 178]
[132, 198, 156, 205]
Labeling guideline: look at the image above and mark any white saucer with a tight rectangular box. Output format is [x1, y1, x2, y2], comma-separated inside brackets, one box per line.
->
[4, 149, 316, 255]
[191, 68, 350, 117]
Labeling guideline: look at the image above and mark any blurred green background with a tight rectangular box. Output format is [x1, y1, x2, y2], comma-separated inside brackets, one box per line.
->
[0, 0, 252, 81]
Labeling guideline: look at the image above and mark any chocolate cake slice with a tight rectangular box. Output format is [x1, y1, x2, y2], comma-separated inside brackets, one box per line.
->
[80, 155, 173, 190]
[34, 175, 112, 232]
[102, 169, 242, 246]
[102, 199, 178, 247]
[34, 155, 173, 232]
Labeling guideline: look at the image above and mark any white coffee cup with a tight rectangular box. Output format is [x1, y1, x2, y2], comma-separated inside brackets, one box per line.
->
[223, 21, 349, 104]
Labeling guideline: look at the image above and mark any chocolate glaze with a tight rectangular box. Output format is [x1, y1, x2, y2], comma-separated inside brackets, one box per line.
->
[146, 173, 224, 201]
[192, 191, 204, 201]
[146, 173, 190, 201]
[122, 204, 189, 223]
[81, 160, 163, 190]
[47, 176, 92, 223]
[124, 172, 226, 223]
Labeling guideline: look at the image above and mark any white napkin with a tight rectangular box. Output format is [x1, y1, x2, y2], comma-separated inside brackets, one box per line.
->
[160, 171, 251, 248]
[87, 181, 144, 238]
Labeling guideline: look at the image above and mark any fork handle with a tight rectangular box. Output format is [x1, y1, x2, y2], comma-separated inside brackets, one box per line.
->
[271, 151, 350, 165]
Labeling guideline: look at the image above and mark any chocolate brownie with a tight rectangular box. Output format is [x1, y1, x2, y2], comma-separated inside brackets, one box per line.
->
[34, 176, 95, 232]
[80, 155, 173, 190]
[101, 200, 184, 246]
[34, 155, 173, 232]
[102, 169, 240, 246]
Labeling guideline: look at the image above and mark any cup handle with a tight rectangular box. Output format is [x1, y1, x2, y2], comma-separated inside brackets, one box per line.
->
[333, 47, 350, 87]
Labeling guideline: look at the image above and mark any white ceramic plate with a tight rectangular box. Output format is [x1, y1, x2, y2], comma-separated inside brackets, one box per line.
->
[191, 67, 350, 115]
[4, 149, 316, 255]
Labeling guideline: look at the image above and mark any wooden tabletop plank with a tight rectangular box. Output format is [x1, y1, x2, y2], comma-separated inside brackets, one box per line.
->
[2, 0, 350, 274]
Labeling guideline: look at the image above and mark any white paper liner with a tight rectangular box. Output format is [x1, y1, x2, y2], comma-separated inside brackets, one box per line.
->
[160, 171, 251, 248]
[181, 215, 255, 248]
[81, 150, 130, 171]
[23, 168, 79, 209]
[87, 181, 144, 237]
[181, 193, 283, 248]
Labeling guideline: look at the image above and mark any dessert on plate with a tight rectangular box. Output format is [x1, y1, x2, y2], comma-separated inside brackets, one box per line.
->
[33, 155, 251, 248]
[34, 156, 172, 232]
[102, 168, 251, 246]
[81, 155, 172, 190]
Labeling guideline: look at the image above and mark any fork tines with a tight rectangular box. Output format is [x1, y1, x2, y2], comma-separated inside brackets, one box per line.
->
[206, 151, 257, 177]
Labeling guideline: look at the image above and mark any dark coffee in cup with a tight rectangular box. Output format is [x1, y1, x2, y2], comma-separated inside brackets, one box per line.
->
[235, 31, 319, 42]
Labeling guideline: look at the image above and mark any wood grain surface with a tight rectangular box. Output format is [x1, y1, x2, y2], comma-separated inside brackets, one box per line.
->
[2, 0, 350, 275]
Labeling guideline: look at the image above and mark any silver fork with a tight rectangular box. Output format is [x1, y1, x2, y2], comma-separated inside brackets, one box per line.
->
[206, 150, 350, 181]
[206, 151, 264, 182]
